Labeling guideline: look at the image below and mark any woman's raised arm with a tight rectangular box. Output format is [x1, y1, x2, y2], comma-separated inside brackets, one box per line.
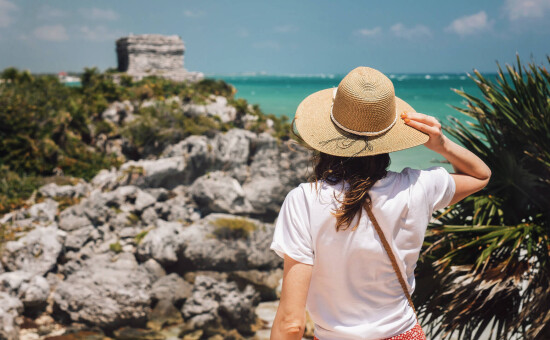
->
[402, 111, 491, 205]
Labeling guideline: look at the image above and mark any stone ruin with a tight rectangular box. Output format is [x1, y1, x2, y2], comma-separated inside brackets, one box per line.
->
[116, 34, 203, 82]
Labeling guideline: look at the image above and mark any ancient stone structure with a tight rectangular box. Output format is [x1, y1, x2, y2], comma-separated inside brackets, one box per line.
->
[116, 34, 203, 82]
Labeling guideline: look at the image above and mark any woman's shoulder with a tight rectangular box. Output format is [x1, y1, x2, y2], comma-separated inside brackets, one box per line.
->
[388, 166, 450, 180]
[285, 181, 343, 201]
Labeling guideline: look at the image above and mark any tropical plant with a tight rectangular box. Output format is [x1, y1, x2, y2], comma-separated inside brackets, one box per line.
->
[415, 56, 550, 339]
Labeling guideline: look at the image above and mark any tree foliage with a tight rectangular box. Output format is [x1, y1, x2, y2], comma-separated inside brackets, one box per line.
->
[416, 56, 550, 340]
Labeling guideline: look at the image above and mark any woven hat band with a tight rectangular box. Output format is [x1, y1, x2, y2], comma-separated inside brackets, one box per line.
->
[330, 67, 398, 136]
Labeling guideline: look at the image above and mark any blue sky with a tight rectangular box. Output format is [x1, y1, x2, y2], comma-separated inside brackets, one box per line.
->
[0, 0, 549, 74]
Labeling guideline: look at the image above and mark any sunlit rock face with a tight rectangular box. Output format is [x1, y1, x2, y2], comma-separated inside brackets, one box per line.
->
[116, 34, 203, 82]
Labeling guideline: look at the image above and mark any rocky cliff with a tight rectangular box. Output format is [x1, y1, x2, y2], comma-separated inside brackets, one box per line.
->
[0, 95, 311, 339]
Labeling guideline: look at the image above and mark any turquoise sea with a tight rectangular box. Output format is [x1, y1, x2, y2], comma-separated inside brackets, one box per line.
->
[215, 73, 489, 172]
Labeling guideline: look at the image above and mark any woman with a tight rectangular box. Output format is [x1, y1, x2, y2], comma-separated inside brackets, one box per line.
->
[270, 67, 491, 340]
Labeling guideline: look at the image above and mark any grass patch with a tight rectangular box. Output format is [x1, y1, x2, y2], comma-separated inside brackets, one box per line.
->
[126, 213, 140, 225]
[109, 241, 122, 253]
[211, 217, 258, 240]
[134, 230, 148, 244]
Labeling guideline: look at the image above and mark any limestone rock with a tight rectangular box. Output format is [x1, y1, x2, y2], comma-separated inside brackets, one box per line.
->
[183, 96, 237, 123]
[18, 274, 50, 311]
[1, 225, 64, 276]
[27, 199, 58, 223]
[150, 273, 192, 305]
[229, 269, 283, 301]
[120, 157, 187, 189]
[38, 181, 90, 199]
[146, 298, 184, 331]
[181, 275, 259, 336]
[53, 252, 154, 330]
[177, 214, 281, 272]
[0, 291, 23, 340]
[102, 100, 134, 125]
[136, 219, 184, 267]
[190, 172, 254, 215]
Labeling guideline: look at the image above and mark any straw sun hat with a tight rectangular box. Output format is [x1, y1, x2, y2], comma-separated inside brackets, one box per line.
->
[294, 67, 429, 157]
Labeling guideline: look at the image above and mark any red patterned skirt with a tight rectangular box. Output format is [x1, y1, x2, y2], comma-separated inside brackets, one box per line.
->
[313, 323, 425, 340]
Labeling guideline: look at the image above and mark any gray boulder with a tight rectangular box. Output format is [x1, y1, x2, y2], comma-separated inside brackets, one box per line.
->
[27, 199, 58, 223]
[38, 181, 90, 199]
[229, 269, 283, 301]
[0, 272, 51, 311]
[58, 202, 93, 231]
[181, 275, 259, 336]
[102, 100, 134, 125]
[91, 168, 120, 191]
[176, 214, 281, 272]
[0, 271, 32, 296]
[161, 135, 214, 183]
[136, 220, 184, 267]
[53, 252, 154, 330]
[150, 273, 192, 305]
[120, 157, 187, 189]
[153, 195, 199, 224]
[190, 172, 254, 215]
[64, 225, 94, 250]
[243, 135, 310, 215]
[0, 292, 23, 340]
[183, 96, 237, 123]
[1, 225, 65, 276]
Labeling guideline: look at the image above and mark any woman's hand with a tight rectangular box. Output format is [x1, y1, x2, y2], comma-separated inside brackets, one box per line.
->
[401, 110, 491, 205]
[401, 111, 447, 153]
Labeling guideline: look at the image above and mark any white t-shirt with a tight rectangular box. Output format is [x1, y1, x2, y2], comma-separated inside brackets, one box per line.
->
[271, 166, 455, 340]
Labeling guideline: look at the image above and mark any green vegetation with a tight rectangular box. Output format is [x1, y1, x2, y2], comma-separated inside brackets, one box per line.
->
[134, 230, 149, 244]
[0, 67, 290, 215]
[211, 217, 258, 240]
[417, 56, 550, 339]
[109, 241, 123, 253]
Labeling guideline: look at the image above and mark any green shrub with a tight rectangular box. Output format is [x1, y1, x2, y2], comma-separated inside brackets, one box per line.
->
[211, 217, 258, 240]
[109, 241, 122, 253]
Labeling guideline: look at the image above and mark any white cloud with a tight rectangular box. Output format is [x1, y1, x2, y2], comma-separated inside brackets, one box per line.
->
[274, 24, 297, 33]
[446, 11, 493, 37]
[79, 8, 119, 21]
[80, 25, 124, 42]
[253, 41, 280, 50]
[33, 24, 69, 41]
[183, 10, 204, 17]
[390, 23, 432, 40]
[356, 27, 382, 37]
[37, 5, 67, 20]
[504, 0, 550, 20]
[0, 0, 17, 28]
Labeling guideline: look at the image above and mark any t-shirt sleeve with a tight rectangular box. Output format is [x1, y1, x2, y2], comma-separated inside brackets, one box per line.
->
[418, 166, 456, 212]
[270, 186, 314, 265]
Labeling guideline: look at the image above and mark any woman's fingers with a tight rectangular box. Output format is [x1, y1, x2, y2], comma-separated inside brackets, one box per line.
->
[401, 111, 446, 152]
[404, 119, 441, 137]
[401, 111, 441, 135]
[401, 111, 440, 128]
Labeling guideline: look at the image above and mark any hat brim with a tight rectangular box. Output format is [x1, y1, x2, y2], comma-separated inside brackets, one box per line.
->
[295, 88, 429, 157]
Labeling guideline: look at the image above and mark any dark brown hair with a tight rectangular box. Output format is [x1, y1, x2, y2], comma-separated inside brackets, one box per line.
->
[311, 152, 390, 231]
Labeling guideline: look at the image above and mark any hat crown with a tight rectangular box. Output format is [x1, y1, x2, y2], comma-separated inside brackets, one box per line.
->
[332, 67, 396, 136]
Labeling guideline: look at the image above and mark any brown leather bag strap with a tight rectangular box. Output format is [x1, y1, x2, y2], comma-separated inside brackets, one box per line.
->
[364, 201, 418, 319]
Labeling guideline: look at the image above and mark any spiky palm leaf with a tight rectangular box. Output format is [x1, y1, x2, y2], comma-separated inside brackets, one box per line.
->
[415, 56, 550, 339]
